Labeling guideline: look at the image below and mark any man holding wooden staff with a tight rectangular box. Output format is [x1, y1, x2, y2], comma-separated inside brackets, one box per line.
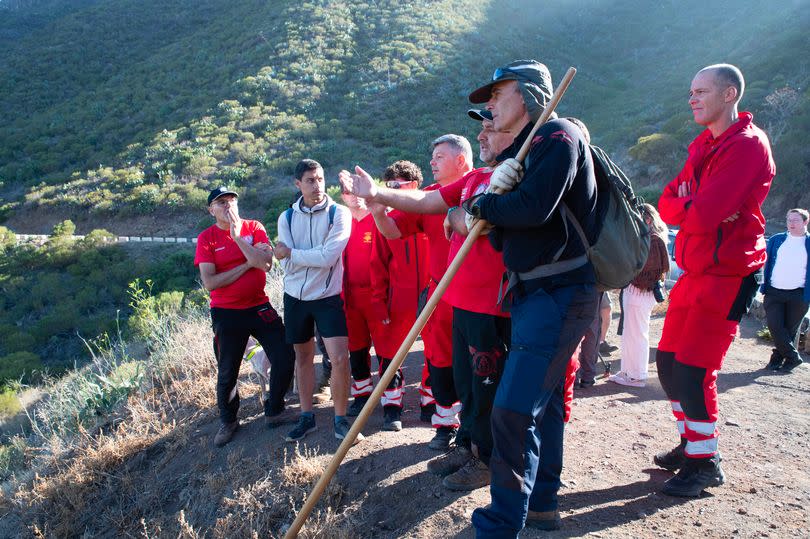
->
[462, 60, 600, 536]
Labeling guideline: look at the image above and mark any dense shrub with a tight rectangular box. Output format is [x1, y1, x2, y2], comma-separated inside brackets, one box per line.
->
[0, 351, 42, 384]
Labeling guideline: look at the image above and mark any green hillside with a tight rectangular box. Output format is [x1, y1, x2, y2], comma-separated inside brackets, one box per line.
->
[1, 0, 808, 230]
[0, 224, 200, 378]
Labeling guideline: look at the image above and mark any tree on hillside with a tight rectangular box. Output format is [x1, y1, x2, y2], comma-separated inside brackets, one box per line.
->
[762, 86, 800, 145]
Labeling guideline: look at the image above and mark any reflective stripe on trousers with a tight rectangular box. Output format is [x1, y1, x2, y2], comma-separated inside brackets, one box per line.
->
[670, 400, 685, 435]
[382, 386, 404, 408]
[432, 402, 461, 428]
[351, 377, 373, 397]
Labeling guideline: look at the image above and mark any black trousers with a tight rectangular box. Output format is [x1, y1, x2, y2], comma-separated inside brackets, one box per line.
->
[452, 308, 510, 464]
[764, 286, 808, 362]
[211, 303, 295, 423]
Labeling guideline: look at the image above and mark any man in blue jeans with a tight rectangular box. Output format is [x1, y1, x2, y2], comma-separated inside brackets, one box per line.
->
[462, 60, 600, 536]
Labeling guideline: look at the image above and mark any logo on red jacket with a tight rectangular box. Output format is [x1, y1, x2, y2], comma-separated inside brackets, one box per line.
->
[469, 345, 504, 377]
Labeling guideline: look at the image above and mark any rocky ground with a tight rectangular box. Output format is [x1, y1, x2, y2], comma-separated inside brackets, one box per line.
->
[3, 308, 807, 538]
[285, 310, 809, 538]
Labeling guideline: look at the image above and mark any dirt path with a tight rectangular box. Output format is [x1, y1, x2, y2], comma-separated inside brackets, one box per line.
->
[293, 312, 809, 538]
[4, 311, 807, 538]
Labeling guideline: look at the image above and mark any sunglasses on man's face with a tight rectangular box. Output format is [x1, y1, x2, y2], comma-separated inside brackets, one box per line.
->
[386, 180, 414, 189]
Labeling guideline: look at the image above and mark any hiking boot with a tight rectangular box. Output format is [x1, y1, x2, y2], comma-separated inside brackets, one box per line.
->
[427, 445, 472, 476]
[382, 406, 403, 432]
[428, 427, 457, 451]
[766, 349, 784, 371]
[285, 414, 317, 442]
[578, 379, 595, 389]
[526, 509, 562, 530]
[608, 371, 645, 387]
[442, 456, 490, 491]
[347, 395, 370, 417]
[599, 341, 618, 355]
[780, 356, 803, 372]
[265, 405, 296, 428]
[653, 438, 687, 471]
[661, 457, 725, 497]
[334, 417, 364, 445]
[214, 420, 238, 447]
[420, 403, 436, 423]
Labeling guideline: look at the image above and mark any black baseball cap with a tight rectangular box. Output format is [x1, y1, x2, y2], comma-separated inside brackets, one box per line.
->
[207, 186, 238, 206]
[467, 109, 493, 121]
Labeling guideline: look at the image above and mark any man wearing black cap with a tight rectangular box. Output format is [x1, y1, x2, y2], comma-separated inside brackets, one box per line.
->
[463, 60, 600, 536]
[194, 187, 296, 447]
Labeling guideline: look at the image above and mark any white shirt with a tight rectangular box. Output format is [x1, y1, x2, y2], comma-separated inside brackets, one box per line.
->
[771, 234, 807, 290]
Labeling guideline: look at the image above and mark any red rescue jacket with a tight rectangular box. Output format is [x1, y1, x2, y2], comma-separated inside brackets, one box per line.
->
[370, 226, 430, 322]
[658, 112, 775, 277]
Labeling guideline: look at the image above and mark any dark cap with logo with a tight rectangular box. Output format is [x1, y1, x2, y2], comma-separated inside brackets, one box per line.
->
[207, 186, 238, 206]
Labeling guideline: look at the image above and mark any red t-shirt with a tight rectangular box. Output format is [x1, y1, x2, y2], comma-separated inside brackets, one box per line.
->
[343, 213, 376, 291]
[390, 183, 450, 284]
[194, 220, 270, 309]
[439, 169, 509, 317]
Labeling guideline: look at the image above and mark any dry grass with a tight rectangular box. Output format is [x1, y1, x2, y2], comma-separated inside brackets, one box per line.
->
[0, 275, 352, 537]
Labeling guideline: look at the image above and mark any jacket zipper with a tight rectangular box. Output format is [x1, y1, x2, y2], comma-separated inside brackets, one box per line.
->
[413, 238, 420, 308]
[298, 212, 314, 299]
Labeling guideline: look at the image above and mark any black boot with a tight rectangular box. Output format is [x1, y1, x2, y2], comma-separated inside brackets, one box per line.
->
[766, 349, 783, 371]
[428, 426, 457, 451]
[420, 403, 436, 423]
[383, 406, 402, 431]
[780, 356, 804, 372]
[347, 395, 369, 417]
[661, 455, 725, 497]
[653, 438, 687, 471]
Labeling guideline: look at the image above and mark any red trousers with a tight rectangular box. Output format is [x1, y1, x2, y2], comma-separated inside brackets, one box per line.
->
[657, 271, 758, 458]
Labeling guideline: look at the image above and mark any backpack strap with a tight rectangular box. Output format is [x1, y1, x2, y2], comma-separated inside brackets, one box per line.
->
[284, 207, 294, 247]
[559, 202, 590, 251]
[328, 203, 337, 228]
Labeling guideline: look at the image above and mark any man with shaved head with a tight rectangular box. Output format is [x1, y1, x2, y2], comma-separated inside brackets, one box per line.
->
[654, 63, 775, 497]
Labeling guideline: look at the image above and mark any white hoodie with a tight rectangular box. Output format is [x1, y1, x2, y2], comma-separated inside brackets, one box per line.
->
[277, 195, 351, 301]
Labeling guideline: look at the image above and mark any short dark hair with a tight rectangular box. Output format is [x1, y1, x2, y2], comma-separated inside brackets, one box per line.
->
[294, 159, 322, 180]
[383, 160, 424, 187]
[787, 208, 809, 221]
[701, 64, 745, 103]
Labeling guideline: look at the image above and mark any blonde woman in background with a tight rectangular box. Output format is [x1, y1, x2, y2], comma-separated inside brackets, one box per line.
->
[609, 203, 670, 387]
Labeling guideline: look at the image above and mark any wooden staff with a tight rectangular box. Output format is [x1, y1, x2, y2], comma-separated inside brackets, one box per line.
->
[283, 66, 577, 539]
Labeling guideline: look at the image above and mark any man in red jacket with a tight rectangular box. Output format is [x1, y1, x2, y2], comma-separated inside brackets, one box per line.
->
[342, 164, 430, 431]
[654, 64, 775, 497]
[340, 135, 474, 451]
